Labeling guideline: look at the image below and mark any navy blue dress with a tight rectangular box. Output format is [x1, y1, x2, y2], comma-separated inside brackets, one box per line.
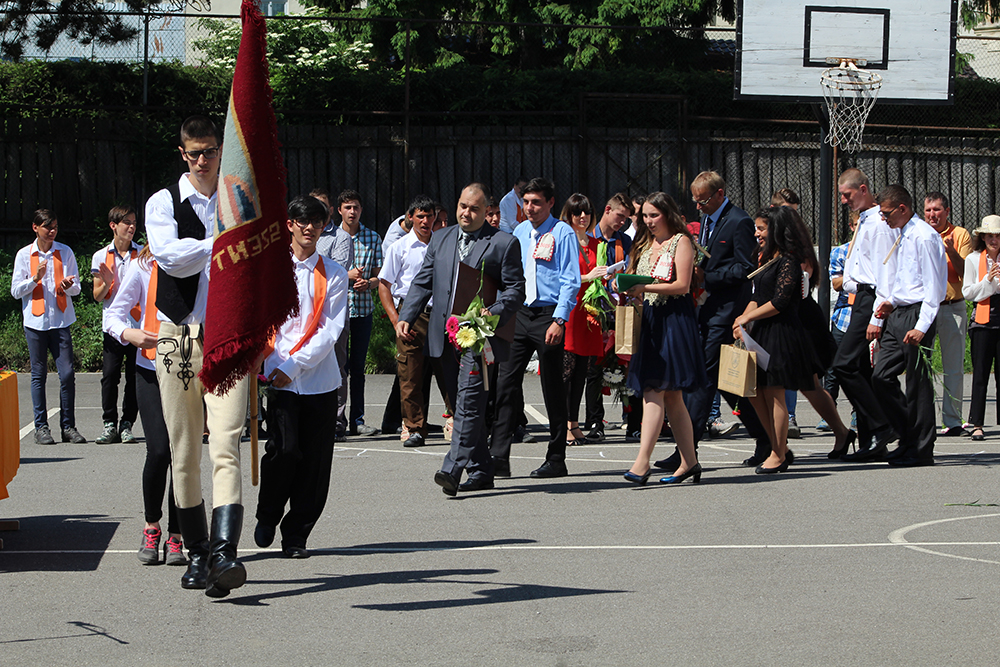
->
[626, 238, 707, 394]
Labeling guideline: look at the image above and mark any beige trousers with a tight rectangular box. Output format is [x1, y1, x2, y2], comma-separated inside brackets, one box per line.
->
[156, 322, 249, 509]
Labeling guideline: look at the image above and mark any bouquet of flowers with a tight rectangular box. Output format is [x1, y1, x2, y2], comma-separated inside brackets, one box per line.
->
[599, 345, 634, 408]
[580, 242, 615, 331]
[446, 262, 500, 355]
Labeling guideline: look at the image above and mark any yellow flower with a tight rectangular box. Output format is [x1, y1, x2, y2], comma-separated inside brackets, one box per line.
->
[455, 327, 478, 348]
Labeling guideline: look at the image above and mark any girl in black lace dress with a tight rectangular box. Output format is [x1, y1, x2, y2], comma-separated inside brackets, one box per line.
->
[733, 205, 818, 473]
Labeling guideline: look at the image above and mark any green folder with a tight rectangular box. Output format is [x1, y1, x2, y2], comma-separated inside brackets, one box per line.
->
[612, 274, 655, 292]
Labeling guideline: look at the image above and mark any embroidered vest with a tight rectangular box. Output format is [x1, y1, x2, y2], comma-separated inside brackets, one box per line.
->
[156, 183, 205, 324]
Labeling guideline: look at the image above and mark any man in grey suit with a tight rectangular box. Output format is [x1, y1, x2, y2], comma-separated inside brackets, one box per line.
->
[397, 183, 525, 496]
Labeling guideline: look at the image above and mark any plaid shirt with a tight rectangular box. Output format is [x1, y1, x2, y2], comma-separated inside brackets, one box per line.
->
[347, 224, 383, 318]
[829, 242, 851, 332]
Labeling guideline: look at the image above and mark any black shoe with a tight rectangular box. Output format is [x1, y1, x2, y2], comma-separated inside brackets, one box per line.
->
[659, 462, 703, 484]
[282, 545, 309, 558]
[887, 457, 935, 467]
[885, 445, 909, 462]
[653, 451, 681, 471]
[584, 429, 605, 443]
[755, 459, 790, 475]
[61, 426, 86, 444]
[205, 504, 247, 599]
[529, 460, 568, 478]
[254, 522, 275, 548]
[841, 442, 888, 463]
[625, 430, 642, 443]
[827, 430, 857, 459]
[492, 457, 511, 477]
[458, 477, 495, 492]
[514, 424, 536, 443]
[403, 433, 425, 448]
[434, 470, 460, 496]
[34, 426, 55, 445]
[177, 502, 209, 590]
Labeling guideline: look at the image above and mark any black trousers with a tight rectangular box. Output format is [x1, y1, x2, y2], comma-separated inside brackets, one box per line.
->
[136, 366, 177, 532]
[102, 332, 138, 425]
[831, 286, 890, 444]
[564, 351, 591, 424]
[872, 303, 936, 461]
[490, 305, 568, 463]
[823, 325, 847, 401]
[256, 390, 337, 549]
[583, 354, 605, 430]
[967, 327, 1000, 426]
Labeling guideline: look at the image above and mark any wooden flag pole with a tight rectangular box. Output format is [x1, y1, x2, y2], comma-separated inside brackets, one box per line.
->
[883, 234, 902, 265]
[747, 256, 780, 279]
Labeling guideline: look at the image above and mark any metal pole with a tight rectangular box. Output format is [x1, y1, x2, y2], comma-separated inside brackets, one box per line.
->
[403, 21, 411, 208]
[141, 9, 150, 211]
[816, 108, 833, 321]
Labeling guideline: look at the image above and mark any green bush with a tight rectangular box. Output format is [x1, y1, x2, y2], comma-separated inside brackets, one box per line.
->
[366, 296, 397, 374]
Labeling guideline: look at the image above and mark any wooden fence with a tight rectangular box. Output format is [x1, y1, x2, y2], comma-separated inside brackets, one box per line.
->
[4, 119, 1000, 250]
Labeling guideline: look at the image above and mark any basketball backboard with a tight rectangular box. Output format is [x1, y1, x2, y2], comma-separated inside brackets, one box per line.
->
[735, 0, 957, 104]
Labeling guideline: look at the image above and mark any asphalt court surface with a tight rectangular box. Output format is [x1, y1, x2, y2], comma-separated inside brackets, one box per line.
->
[3, 372, 1000, 665]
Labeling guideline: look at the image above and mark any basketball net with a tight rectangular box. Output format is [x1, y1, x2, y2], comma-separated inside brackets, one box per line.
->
[820, 59, 882, 153]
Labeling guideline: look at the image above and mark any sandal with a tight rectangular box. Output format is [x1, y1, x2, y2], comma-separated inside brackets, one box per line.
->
[972, 428, 985, 442]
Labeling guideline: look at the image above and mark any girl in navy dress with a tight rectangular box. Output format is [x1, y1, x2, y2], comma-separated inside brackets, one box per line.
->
[621, 192, 707, 485]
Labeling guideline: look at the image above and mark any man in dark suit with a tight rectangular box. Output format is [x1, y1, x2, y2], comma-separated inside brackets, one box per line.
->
[397, 183, 525, 495]
[656, 170, 771, 470]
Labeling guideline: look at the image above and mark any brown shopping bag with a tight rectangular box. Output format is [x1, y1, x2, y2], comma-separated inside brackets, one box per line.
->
[717, 341, 757, 397]
[614, 302, 642, 355]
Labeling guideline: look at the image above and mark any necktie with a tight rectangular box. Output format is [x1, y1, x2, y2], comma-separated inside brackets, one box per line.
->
[700, 216, 709, 246]
[458, 231, 474, 261]
[524, 228, 538, 305]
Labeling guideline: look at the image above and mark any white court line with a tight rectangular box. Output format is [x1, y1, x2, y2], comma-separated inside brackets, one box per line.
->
[524, 404, 548, 426]
[7, 541, 1000, 556]
[888, 513, 1000, 565]
[18, 408, 59, 440]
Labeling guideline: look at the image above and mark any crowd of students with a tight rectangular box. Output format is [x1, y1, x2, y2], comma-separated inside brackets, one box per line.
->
[12, 114, 991, 595]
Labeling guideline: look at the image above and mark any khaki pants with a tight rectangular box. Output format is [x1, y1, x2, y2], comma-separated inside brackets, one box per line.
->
[156, 322, 249, 509]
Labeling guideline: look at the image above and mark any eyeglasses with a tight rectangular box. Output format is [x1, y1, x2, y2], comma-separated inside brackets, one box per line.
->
[692, 191, 718, 207]
[182, 147, 220, 161]
[879, 206, 899, 220]
[293, 218, 326, 229]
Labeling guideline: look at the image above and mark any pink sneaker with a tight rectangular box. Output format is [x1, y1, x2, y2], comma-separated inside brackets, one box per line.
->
[138, 527, 162, 565]
[164, 535, 187, 566]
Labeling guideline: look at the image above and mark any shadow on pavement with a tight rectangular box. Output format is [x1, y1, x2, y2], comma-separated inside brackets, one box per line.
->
[0, 514, 121, 572]
[221, 567, 625, 609]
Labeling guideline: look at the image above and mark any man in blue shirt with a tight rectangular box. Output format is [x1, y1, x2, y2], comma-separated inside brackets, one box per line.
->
[489, 178, 582, 478]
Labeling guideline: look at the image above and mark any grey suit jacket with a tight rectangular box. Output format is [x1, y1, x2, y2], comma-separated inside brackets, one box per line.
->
[398, 224, 525, 361]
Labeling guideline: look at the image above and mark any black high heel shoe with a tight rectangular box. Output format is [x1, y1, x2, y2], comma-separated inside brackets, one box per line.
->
[755, 459, 790, 475]
[623, 469, 651, 485]
[827, 430, 857, 459]
[659, 463, 703, 484]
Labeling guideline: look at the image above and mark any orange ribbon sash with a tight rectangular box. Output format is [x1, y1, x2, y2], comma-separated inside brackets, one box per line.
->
[976, 251, 991, 325]
[30, 249, 66, 315]
[141, 261, 161, 361]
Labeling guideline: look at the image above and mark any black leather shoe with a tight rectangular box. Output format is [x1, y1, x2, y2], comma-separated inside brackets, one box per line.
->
[529, 460, 568, 478]
[282, 545, 309, 558]
[514, 424, 537, 443]
[177, 502, 209, 590]
[888, 457, 934, 467]
[742, 454, 766, 467]
[885, 445, 909, 462]
[458, 477, 495, 492]
[403, 433, 425, 448]
[584, 429, 605, 443]
[434, 470, 460, 496]
[254, 522, 275, 548]
[755, 459, 790, 474]
[653, 451, 681, 471]
[492, 457, 511, 477]
[205, 504, 247, 598]
[841, 443, 887, 463]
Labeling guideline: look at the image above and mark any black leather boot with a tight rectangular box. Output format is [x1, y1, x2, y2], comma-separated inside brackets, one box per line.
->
[177, 502, 209, 590]
[205, 504, 247, 598]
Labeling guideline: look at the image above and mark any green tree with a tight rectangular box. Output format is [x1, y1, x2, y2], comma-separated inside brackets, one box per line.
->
[312, 0, 735, 70]
[0, 0, 156, 61]
[961, 0, 1000, 29]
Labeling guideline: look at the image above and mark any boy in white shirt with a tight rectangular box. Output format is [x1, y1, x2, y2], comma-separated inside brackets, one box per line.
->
[253, 196, 348, 558]
[91, 205, 142, 444]
[10, 209, 85, 444]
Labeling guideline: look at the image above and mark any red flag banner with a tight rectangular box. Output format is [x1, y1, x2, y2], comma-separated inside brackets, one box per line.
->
[199, 0, 297, 394]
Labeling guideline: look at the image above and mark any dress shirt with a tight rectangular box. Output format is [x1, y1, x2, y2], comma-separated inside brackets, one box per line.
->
[499, 188, 523, 234]
[92, 241, 143, 330]
[106, 261, 156, 372]
[263, 252, 348, 396]
[842, 204, 899, 326]
[828, 241, 852, 333]
[382, 216, 407, 256]
[11, 240, 81, 330]
[962, 250, 1000, 305]
[885, 215, 947, 334]
[316, 223, 354, 271]
[346, 224, 383, 318]
[513, 215, 581, 321]
[144, 173, 216, 324]
[378, 228, 431, 304]
[699, 196, 730, 245]
[937, 223, 973, 301]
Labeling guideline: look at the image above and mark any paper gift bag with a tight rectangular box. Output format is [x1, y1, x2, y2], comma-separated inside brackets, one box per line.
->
[614, 302, 642, 355]
[718, 342, 757, 397]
